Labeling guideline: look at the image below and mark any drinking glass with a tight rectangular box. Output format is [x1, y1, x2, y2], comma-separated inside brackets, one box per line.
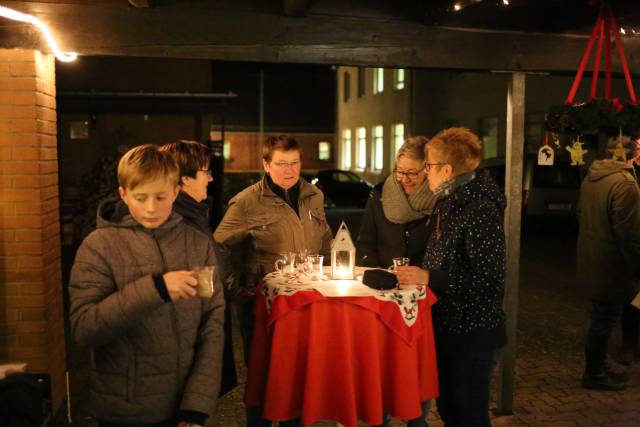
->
[303, 254, 324, 281]
[274, 252, 296, 275]
[193, 266, 216, 298]
[388, 257, 410, 272]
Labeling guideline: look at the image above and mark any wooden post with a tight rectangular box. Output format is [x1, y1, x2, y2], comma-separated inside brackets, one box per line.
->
[497, 71, 525, 414]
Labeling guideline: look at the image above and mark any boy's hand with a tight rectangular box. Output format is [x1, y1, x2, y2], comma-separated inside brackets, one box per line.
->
[163, 271, 198, 301]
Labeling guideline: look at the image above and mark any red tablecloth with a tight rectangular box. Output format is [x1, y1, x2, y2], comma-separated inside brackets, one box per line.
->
[245, 280, 439, 427]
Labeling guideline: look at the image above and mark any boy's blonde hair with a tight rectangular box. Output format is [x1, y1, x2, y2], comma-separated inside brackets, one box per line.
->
[118, 144, 180, 190]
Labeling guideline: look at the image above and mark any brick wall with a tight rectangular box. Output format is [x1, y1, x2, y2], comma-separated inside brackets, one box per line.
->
[0, 49, 66, 414]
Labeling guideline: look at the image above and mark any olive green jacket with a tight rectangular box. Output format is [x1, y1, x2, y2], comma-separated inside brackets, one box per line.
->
[214, 177, 332, 294]
[577, 159, 640, 302]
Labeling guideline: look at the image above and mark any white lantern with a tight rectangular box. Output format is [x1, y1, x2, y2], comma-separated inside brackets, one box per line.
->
[331, 221, 356, 280]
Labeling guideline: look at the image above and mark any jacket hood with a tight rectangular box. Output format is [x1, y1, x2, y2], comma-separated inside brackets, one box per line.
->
[587, 159, 633, 182]
[96, 197, 182, 231]
[450, 170, 506, 211]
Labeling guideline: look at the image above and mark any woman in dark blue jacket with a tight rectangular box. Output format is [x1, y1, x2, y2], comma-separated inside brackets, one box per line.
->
[397, 128, 507, 427]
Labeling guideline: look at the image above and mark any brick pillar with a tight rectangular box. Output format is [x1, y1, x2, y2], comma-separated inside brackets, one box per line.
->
[0, 49, 66, 416]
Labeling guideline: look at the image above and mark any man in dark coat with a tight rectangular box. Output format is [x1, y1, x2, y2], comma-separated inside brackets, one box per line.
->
[161, 140, 238, 398]
[577, 135, 640, 390]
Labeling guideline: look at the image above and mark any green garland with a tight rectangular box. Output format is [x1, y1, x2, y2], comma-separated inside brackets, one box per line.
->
[546, 99, 640, 137]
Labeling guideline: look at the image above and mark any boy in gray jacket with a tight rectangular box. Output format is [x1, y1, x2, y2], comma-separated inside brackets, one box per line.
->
[69, 144, 224, 427]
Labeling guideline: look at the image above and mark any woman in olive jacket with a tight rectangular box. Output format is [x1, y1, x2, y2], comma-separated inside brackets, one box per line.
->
[214, 136, 332, 427]
[357, 137, 436, 270]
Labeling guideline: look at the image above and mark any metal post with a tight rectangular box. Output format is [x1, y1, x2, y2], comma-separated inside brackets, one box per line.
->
[497, 71, 525, 415]
[259, 67, 264, 165]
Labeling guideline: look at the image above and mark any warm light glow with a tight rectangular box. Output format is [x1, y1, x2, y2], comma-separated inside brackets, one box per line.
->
[335, 266, 350, 279]
[453, 3, 462, 11]
[620, 27, 626, 35]
[502, 0, 510, 5]
[0, 5, 77, 62]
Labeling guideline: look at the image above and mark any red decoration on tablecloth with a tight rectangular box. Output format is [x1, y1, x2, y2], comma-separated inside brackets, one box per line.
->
[246, 282, 440, 427]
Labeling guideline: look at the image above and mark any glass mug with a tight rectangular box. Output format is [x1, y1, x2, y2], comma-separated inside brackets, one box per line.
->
[295, 249, 309, 272]
[388, 257, 410, 272]
[274, 252, 296, 275]
[193, 266, 215, 298]
[301, 254, 324, 281]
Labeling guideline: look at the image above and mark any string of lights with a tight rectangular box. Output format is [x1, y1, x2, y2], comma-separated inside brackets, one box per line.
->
[0, 5, 77, 62]
[448, 0, 639, 37]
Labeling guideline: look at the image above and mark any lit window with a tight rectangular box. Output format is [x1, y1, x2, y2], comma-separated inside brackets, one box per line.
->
[392, 123, 405, 157]
[356, 127, 367, 170]
[372, 125, 384, 171]
[342, 129, 352, 169]
[318, 141, 331, 160]
[223, 140, 231, 161]
[394, 69, 405, 90]
[481, 117, 498, 159]
[373, 68, 384, 94]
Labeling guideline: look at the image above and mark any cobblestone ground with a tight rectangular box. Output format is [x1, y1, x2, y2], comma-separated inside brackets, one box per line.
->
[67, 219, 640, 426]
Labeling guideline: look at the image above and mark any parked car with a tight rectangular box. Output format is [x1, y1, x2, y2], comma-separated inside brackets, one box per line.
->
[479, 156, 582, 217]
[309, 169, 373, 208]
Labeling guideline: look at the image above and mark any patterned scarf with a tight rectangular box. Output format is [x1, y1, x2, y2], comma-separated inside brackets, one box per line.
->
[433, 172, 476, 200]
[381, 175, 436, 224]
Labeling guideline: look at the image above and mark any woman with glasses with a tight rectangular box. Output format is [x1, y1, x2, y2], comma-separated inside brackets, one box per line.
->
[396, 128, 507, 427]
[357, 136, 436, 271]
[214, 135, 332, 427]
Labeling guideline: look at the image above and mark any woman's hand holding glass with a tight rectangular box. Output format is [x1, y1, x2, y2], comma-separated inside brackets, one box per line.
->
[395, 266, 429, 288]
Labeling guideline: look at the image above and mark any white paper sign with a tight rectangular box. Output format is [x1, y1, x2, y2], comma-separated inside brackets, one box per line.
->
[538, 145, 554, 166]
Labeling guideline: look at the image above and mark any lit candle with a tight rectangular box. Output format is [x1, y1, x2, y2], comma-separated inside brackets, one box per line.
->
[336, 265, 349, 279]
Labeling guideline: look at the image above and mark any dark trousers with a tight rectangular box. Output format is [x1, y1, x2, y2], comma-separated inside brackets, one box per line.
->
[585, 300, 621, 375]
[621, 304, 640, 349]
[435, 348, 499, 427]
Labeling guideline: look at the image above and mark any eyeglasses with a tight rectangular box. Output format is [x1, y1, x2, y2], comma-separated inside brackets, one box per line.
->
[424, 162, 446, 172]
[394, 168, 423, 180]
[272, 160, 301, 169]
[199, 169, 212, 177]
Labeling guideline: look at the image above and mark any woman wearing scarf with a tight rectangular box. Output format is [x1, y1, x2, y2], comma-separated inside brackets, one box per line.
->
[356, 136, 436, 427]
[396, 128, 507, 427]
[357, 136, 436, 270]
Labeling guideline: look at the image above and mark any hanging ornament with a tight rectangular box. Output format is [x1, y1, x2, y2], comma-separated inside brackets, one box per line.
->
[608, 142, 628, 162]
[565, 136, 588, 166]
[552, 132, 561, 148]
[538, 131, 554, 166]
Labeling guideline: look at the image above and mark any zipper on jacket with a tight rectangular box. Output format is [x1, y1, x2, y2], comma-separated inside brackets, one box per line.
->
[404, 229, 410, 259]
[151, 230, 182, 396]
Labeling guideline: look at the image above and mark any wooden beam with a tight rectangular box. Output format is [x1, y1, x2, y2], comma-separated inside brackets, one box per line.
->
[283, 0, 314, 17]
[1, 1, 640, 72]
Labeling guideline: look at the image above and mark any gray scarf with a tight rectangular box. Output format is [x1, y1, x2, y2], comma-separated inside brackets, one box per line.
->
[433, 172, 476, 200]
[381, 175, 436, 224]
